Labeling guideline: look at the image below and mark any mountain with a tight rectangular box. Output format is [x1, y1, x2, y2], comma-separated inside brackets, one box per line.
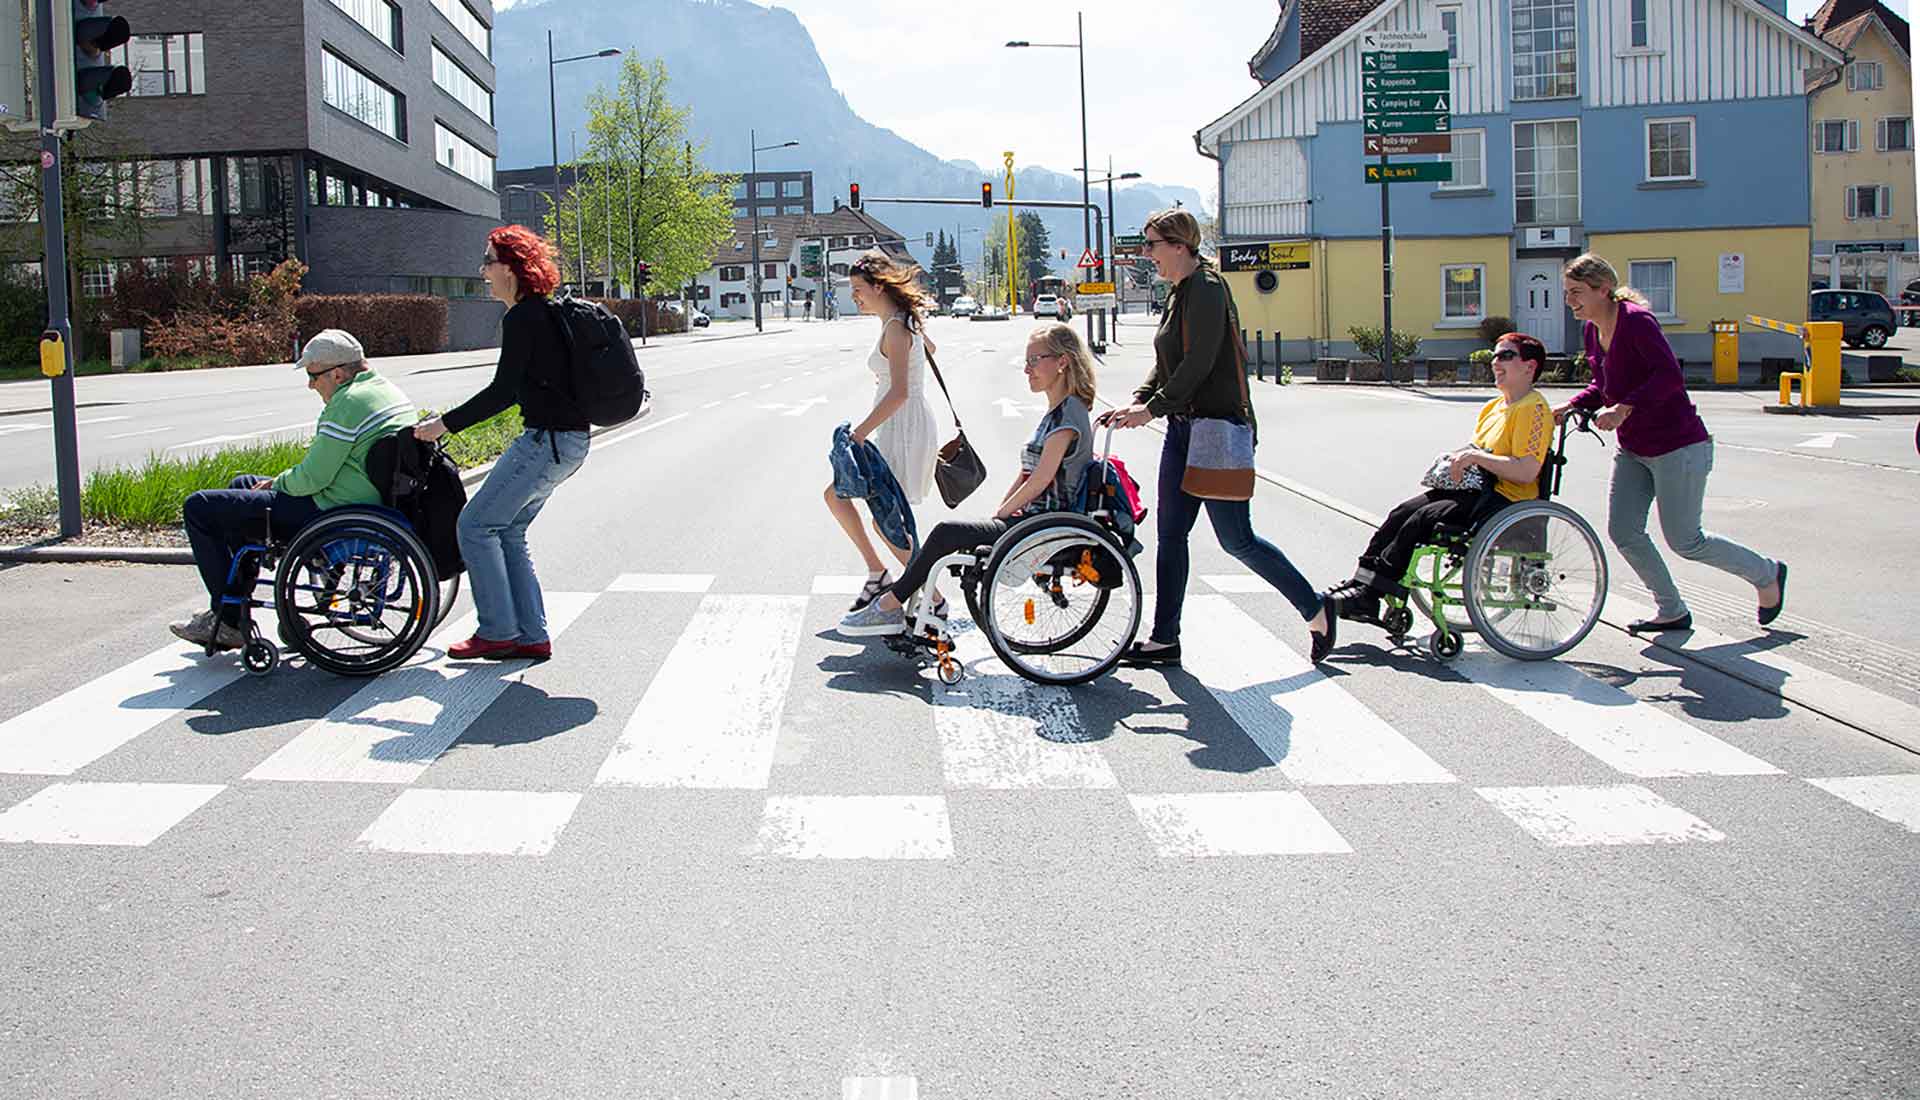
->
[491, 0, 1210, 273]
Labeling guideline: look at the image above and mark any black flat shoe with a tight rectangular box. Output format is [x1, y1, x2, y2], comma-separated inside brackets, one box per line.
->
[1120, 641, 1181, 668]
[1758, 562, 1788, 627]
[1628, 613, 1693, 635]
[1309, 613, 1337, 665]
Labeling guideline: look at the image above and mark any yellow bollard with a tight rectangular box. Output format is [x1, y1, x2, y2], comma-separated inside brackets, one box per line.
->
[1711, 320, 1739, 385]
[1803, 320, 1843, 407]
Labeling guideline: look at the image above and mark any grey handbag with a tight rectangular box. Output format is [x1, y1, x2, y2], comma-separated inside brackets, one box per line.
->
[1419, 454, 1489, 493]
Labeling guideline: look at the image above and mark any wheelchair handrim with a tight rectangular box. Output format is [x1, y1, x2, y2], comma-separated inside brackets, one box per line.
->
[274, 516, 440, 676]
[978, 517, 1140, 685]
[1464, 503, 1608, 660]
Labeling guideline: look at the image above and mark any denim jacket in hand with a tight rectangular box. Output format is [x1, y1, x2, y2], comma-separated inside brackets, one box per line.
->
[828, 422, 918, 555]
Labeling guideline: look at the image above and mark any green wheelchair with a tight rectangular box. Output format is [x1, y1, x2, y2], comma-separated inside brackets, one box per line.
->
[1376, 408, 1609, 663]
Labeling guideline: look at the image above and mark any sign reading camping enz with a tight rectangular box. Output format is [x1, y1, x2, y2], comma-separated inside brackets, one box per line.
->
[1220, 241, 1311, 273]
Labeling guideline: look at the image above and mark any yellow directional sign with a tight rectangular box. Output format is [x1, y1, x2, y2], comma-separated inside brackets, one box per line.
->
[1076, 281, 1115, 294]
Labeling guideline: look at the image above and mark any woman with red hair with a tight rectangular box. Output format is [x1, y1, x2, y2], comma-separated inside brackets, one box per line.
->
[1328, 332, 1556, 630]
[415, 225, 587, 661]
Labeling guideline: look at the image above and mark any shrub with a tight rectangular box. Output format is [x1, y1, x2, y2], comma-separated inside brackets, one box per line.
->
[146, 259, 306, 366]
[587, 298, 687, 336]
[1477, 316, 1516, 345]
[1347, 324, 1422, 363]
[0, 273, 45, 369]
[296, 294, 449, 357]
[1468, 349, 1494, 365]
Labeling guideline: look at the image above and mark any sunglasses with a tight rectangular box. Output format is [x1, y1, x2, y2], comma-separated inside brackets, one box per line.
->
[481, 254, 500, 267]
[1142, 237, 1168, 250]
[1493, 349, 1523, 361]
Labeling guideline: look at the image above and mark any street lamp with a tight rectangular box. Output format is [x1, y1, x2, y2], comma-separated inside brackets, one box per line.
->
[1008, 15, 1095, 348]
[547, 33, 620, 291]
[749, 131, 799, 332]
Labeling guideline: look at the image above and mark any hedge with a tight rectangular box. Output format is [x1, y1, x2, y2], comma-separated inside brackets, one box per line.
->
[586, 298, 687, 337]
[296, 294, 449, 357]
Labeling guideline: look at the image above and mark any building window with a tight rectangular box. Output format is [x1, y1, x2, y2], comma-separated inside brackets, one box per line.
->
[111, 32, 205, 96]
[1439, 6, 1461, 60]
[720, 265, 745, 282]
[783, 203, 805, 215]
[404, 275, 487, 299]
[1847, 185, 1892, 220]
[858, 235, 874, 246]
[783, 179, 805, 197]
[323, 48, 405, 141]
[1513, 119, 1579, 223]
[226, 157, 287, 216]
[429, 0, 489, 58]
[1441, 264, 1486, 320]
[325, 173, 350, 206]
[328, 0, 400, 52]
[1627, 259, 1675, 316]
[432, 44, 492, 123]
[830, 262, 849, 276]
[1511, 0, 1577, 100]
[1628, 0, 1650, 49]
[1645, 118, 1694, 181]
[135, 158, 215, 216]
[80, 262, 115, 297]
[434, 123, 492, 187]
[762, 262, 778, 278]
[732, 182, 746, 199]
[756, 181, 775, 198]
[1847, 61, 1884, 91]
[720, 292, 745, 307]
[1814, 119, 1858, 153]
[1877, 117, 1913, 152]
[1438, 129, 1484, 189]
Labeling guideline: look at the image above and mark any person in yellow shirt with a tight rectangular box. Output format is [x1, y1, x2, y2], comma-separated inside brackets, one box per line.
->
[1328, 332, 1554, 627]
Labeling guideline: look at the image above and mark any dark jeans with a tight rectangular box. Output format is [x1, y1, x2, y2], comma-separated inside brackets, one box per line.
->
[889, 518, 1011, 603]
[1151, 416, 1322, 644]
[182, 474, 322, 625]
[1354, 488, 1498, 595]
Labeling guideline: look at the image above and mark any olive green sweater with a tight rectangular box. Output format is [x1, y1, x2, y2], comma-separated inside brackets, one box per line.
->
[1133, 266, 1256, 433]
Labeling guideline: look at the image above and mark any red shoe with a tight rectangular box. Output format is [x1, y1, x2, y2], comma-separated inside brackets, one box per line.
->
[509, 641, 552, 662]
[448, 634, 520, 660]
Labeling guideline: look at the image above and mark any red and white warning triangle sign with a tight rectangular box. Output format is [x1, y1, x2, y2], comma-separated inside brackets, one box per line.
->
[1074, 248, 1102, 269]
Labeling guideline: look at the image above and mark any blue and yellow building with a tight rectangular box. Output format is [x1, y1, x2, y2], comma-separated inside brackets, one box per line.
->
[1198, 0, 1847, 364]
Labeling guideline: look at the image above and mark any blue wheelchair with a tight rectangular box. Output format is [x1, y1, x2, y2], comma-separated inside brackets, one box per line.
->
[218, 504, 459, 678]
[886, 423, 1144, 687]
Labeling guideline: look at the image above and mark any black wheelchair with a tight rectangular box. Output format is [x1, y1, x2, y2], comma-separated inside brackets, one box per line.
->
[1377, 408, 1609, 662]
[886, 424, 1144, 687]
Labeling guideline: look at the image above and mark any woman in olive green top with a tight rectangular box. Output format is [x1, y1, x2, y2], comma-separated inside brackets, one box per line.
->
[1102, 208, 1335, 665]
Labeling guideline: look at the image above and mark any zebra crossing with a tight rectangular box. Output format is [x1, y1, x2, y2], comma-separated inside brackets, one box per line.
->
[1, 571, 1917, 861]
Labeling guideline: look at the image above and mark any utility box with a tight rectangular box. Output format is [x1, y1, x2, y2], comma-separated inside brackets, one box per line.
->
[1711, 320, 1739, 385]
[110, 328, 141, 368]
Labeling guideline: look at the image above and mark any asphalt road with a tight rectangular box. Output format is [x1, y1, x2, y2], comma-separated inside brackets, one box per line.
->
[1, 315, 1916, 1098]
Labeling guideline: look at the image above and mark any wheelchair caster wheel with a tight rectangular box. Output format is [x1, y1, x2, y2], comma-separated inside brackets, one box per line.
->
[242, 639, 280, 676]
[936, 657, 963, 686]
[1427, 630, 1462, 663]
[1383, 607, 1414, 638]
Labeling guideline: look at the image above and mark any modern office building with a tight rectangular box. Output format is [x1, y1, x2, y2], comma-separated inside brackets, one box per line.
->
[0, 0, 504, 347]
[732, 170, 814, 220]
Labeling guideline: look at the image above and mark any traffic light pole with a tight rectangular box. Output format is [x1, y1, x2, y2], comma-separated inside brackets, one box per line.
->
[36, 0, 82, 537]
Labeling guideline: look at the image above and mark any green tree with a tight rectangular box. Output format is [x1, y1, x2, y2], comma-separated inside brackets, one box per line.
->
[929, 230, 963, 300]
[1016, 211, 1051, 286]
[553, 58, 734, 298]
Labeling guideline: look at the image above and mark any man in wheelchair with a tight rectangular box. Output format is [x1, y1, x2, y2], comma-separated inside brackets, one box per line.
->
[170, 330, 416, 651]
[1328, 333, 1554, 628]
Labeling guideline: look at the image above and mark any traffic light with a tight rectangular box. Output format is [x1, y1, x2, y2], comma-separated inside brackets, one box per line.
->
[980, 182, 993, 208]
[54, 0, 133, 128]
[634, 261, 651, 284]
[849, 182, 861, 210]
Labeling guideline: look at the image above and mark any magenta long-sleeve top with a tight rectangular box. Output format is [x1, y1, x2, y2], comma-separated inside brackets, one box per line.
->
[1570, 299, 1710, 458]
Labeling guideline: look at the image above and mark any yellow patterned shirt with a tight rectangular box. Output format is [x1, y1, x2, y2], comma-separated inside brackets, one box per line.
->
[1473, 390, 1553, 502]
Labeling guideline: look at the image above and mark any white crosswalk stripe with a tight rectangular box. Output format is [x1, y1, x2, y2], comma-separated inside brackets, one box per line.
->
[0, 577, 1914, 859]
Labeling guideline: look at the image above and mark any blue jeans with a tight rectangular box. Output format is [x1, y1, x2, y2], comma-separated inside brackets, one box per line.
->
[457, 429, 589, 643]
[1609, 438, 1775, 620]
[183, 474, 322, 626]
[1151, 416, 1323, 644]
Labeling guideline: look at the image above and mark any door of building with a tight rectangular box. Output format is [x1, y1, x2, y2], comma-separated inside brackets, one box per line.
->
[1514, 259, 1567, 353]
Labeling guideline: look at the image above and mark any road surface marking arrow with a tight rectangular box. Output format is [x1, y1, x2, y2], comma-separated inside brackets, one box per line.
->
[1795, 432, 1855, 449]
[757, 396, 829, 417]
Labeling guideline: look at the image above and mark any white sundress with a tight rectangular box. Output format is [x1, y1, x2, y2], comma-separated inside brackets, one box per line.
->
[865, 315, 940, 505]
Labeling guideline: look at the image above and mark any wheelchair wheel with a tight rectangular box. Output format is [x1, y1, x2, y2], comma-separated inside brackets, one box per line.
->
[273, 510, 441, 677]
[1463, 501, 1607, 661]
[977, 513, 1140, 686]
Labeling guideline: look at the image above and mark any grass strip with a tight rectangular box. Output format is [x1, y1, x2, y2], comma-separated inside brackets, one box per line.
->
[1, 405, 526, 532]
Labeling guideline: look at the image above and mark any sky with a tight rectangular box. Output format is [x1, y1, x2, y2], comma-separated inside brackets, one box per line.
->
[492, 0, 1908, 203]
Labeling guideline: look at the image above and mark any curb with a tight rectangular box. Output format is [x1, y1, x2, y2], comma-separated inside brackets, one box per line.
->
[1089, 391, 1917, 753]
[1760, 403, 1920, 416]
[0, 401, 653, 566]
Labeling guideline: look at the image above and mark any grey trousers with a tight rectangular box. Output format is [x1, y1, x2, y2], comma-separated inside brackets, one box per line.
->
[1608, 438, 1776, 619]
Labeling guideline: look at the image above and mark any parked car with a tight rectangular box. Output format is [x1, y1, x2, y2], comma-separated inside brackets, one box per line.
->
[663, 302, 710, 328]
[1901, 280, 1920, 326]
[1807, 289, 1897, 348]
[950, 295, 979, 317]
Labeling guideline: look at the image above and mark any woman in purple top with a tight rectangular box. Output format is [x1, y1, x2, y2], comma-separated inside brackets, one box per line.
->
[1554, 254, 1786, 633]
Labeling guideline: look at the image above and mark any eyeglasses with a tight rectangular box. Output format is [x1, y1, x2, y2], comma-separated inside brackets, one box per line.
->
[1024, 353, 1062, 366]
[481, 254, 500, 267]
[1142, 237, 1168, 251]
[1492, 349, 1522, 361]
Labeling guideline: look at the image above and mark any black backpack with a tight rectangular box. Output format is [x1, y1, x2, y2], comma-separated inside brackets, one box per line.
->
[545, 295, 647, 426]
[369, 431, 467, 579]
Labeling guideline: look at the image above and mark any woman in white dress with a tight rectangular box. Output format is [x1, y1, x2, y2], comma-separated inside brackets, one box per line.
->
[825, 250, 942, 611]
